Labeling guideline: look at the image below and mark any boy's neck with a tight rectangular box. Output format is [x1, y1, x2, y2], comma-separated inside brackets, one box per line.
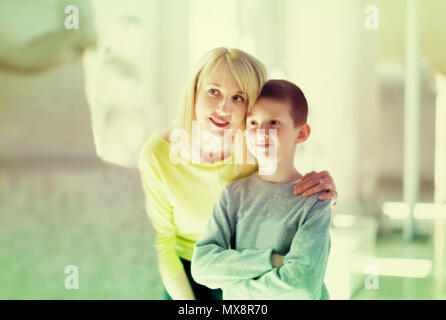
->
[258, 158, 303, 184]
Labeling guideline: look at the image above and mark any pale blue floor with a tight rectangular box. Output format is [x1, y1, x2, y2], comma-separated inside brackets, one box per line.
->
[1, 161, 444, 300]
[0, 161, 164, 299]
[351, 231, 446, 300]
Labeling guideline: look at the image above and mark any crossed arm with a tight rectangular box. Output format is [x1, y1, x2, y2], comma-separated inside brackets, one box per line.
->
[191, 187, 276, 289]
[225, 199, 332, 300]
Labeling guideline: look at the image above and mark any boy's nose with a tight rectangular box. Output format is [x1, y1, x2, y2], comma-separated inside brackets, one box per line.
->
[256, 126, 269, 139]
[257, 125, 276, 140]
[259, 123, 271, 131]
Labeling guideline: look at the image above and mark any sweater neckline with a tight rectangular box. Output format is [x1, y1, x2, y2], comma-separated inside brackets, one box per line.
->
[253, 173, 302, 186]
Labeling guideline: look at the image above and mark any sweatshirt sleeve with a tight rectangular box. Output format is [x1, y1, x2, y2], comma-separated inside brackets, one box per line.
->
[138, 145, 183, 282]
[227, 197, 332, 299]
[191, 186, 274, 289]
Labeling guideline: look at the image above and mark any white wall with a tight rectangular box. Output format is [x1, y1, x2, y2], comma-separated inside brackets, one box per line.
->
[0, 0, 436, 204]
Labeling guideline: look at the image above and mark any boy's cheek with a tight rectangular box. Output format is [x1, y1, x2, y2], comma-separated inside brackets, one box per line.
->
[245, 128, 256, 141]
[245, 127, 255, 134]
[246, 135, 255, 150]
[245, 130, 257, 155]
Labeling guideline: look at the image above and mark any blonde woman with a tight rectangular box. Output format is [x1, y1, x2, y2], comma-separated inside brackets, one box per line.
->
[138, 47, 338, 300]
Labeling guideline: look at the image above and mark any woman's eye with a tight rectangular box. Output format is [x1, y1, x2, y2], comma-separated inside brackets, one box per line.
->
[234, 95, 245, 103]
[249, 120, 257, 126]
[271, 120, 280, 125]
[209, 88, 219, 95]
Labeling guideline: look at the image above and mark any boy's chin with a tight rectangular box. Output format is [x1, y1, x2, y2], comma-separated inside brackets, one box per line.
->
[252, 152, 278, 162]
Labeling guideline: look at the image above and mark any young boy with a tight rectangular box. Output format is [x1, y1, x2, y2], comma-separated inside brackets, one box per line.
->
[191, 79, 332, 300]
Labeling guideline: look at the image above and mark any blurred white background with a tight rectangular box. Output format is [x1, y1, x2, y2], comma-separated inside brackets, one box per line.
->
[0, 0, 445, 299]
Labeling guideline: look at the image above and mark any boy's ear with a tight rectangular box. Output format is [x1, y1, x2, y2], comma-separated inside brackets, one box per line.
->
[296, 123, 310, 144]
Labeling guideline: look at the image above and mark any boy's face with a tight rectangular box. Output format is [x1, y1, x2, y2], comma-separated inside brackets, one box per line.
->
[246, 98, 309, 163]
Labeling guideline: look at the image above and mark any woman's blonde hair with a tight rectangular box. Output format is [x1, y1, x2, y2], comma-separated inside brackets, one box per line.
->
[174, 47, 267, 135]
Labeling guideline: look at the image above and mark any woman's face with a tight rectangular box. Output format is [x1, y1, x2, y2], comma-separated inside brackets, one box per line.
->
[194, 61, 248, 137]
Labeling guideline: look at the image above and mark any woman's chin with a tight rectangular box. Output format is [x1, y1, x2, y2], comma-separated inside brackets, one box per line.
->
[207, 127, 234, 138]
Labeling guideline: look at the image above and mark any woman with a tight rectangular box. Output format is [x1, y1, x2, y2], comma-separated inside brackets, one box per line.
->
[139, 47, 337, 300]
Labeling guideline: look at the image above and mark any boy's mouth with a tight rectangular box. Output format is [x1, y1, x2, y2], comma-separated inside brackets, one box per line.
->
[209, 116, 230, 128]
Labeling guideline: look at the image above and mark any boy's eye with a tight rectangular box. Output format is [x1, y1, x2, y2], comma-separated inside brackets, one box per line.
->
[271, 120, 280, 125]
[208, 88, 219, 95]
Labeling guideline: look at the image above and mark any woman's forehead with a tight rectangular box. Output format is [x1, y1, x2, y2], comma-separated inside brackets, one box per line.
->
[200, 61, 245, 93]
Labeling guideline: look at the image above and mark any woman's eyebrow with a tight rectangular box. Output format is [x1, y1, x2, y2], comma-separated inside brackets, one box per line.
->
[207, 83, 246, 96]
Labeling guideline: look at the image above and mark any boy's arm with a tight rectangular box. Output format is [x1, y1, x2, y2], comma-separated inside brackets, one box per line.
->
[191, 187, 275, 289]
[227, 198, 332, 299]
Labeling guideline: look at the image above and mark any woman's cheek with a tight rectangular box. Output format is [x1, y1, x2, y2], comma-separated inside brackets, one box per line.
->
[233, 105, 247, 127]
[196, 92, 214, 112]
[200, 95, 212, 112]
[194, 95, 205, 117]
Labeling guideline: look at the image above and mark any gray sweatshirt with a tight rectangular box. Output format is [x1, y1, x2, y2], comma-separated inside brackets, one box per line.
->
[191, 172, 332, 300]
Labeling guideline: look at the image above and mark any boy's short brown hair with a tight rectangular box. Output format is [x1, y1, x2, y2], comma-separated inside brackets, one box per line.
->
[257, 79, 308, 127]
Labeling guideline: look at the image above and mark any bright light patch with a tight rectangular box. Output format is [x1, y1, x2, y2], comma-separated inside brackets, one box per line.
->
[414, 203, 446, 219]
[333, 214, 356, 228]
[366, 258, 433, 278]
[382, 202, 410, 219]
[382, 202, 446, 220]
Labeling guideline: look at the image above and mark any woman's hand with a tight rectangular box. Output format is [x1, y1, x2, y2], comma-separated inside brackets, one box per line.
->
[293, 171, 338, 202]
[163, 269, 196, 300]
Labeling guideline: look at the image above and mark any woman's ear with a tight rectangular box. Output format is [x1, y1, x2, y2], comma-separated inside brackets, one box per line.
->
[296, 123, 311, 144]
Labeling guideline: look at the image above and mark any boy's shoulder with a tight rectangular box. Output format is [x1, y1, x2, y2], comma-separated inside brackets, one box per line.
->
[299, 191, 332, 223]
[224, 174, 332, 212]
[304, 191, 332, 207]
[299, 191, 332, 215]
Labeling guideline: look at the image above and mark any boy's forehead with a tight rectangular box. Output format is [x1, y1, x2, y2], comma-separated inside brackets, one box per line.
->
[247, 98, 290, 117]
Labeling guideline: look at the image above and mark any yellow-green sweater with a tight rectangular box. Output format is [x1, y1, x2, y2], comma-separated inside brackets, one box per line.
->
[138, 134, 256, 281]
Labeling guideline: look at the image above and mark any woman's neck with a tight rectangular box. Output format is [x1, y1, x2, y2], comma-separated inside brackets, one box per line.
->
[192, 134, 234, 163]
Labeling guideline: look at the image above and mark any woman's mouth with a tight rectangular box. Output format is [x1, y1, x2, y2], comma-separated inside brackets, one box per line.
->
[209, 116, 230, 128]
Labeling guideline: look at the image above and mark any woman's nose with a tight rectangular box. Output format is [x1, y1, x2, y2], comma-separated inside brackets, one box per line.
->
[216, 97, 231, 115]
